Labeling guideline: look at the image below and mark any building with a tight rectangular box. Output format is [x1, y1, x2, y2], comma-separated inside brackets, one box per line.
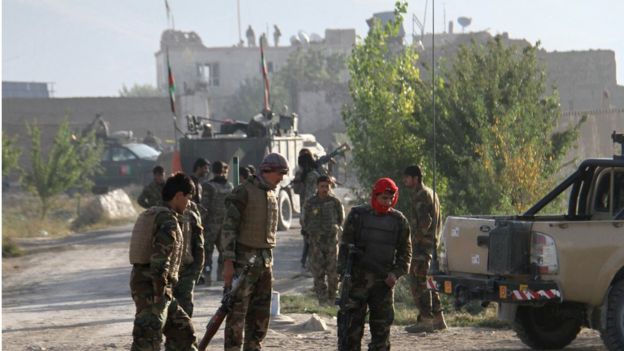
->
[154, 28, 355, 131]
[2, 81, 54, 98]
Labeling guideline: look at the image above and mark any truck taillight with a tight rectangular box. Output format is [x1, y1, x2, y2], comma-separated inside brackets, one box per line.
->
[531, 232, 558, 274]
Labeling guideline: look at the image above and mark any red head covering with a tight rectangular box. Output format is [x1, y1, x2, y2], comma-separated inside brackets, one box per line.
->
[370, 177, 399, 214]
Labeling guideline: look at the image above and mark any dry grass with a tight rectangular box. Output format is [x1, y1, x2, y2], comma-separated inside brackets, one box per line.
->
[2, 186, 143, 257]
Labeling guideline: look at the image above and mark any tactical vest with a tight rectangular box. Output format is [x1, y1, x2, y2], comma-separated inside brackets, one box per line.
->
[206, 181, 233, 225]
[306, 196, 340, 234]
[237, 181, 278, 249]
[129, 206, 182, 267]
[354, 208, 402, 275]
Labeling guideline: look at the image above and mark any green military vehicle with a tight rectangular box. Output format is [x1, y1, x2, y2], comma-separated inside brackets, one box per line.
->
[177, 111, 324, 230]
[429, 132, 624, 350]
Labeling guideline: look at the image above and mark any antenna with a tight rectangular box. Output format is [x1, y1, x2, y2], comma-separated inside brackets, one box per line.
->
[443, 3, 447, 33]
[431, 0, 440, 274]
[237, 0, 242, 45]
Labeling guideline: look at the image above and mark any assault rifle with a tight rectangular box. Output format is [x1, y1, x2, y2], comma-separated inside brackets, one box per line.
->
[336, 244, 359, 351]
[198, 257, 256, 351]
[315, 143, 350, 169]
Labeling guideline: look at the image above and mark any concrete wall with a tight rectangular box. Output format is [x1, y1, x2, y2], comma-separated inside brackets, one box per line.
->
[559, 108, 624, 162]
[2, 97, 175, 171]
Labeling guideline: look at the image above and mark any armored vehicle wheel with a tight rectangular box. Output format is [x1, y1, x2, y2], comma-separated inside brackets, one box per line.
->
[601, 280, 624, 350]
[513, 304, 581, 349]
[277, 190, 292, 231]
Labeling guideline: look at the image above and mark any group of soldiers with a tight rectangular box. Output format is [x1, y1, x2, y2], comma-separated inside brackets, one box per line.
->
[129, 148, 446, 351]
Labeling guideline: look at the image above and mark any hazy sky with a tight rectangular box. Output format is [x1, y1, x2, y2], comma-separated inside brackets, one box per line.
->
[3, 0, 623, 97]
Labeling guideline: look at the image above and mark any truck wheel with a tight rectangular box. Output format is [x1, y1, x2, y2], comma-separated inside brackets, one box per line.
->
[513, 304, 582, 349]
[601, 280, 624, 350]
[277, 190, 292, 231]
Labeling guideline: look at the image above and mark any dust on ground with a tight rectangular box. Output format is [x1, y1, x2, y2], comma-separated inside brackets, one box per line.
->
[2, 223, 605, 350]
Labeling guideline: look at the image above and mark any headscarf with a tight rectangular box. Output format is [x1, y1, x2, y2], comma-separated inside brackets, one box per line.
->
[370, 177, 399, 214]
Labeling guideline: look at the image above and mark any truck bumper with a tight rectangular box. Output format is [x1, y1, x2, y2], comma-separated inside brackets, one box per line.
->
[427, 274, 562, 304]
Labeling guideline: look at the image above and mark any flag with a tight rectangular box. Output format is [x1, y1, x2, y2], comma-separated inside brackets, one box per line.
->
[166, 50, 176, 115]
[260, 40, 271, 111]
[164, 0, 171, 20]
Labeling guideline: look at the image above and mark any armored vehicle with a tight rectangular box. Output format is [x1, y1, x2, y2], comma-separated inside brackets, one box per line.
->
[177, 111, 324, 230]
[429, 132, 624, 350]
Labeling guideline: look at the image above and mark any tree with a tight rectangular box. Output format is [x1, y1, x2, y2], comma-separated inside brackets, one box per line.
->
[223, 77, 288, 119]
[2, 133, 21, 177]
[412, 37, 584, 215]
[342, 1, 425, 201]
[119, 83, 162, 97]
[223, 47, 347, 120]
[22, 119, 103, 219]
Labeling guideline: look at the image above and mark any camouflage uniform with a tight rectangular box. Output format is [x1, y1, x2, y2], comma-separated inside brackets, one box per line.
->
[220, 175, 278, 351]
[299, 169, 320, 267]
[407, 185, 442, 320]
[201, 176, 233, 282]
[303, 193, 344, 303]
[173, 201, 205, 317]
[137, 181, 164, 209]
[130, 207, 197, 351]
[338, 205, 411, 351]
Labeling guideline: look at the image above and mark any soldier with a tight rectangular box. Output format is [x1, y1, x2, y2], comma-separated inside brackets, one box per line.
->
[239, 166, 251, 182]
[200, 160, 234, 285]
[190, 158, 210, 204]
[303, 175, 344, 304]
[173, 198, 205, 317]
[220, 153, 289, 351]
[129, 173, 198, 350]
[337, 177, 411, 351]
[402, 165, 447, 333]
[137, 166, 165, 209]
[297, 149, 321, 269]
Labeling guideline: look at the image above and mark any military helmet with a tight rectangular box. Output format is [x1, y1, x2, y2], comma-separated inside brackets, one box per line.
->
[259, 153, 289, 174]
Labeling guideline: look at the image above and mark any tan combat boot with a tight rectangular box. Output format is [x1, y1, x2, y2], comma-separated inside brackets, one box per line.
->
[433, 311, 448, 330]
[404, 317, 435, 333]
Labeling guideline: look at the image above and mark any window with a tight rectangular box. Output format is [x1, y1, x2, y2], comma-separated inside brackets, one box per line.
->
[614, 172, 624, 216]
[593, 171, 611, 213]
[111, 147, 137, 162]
[198, 63, 220, 86]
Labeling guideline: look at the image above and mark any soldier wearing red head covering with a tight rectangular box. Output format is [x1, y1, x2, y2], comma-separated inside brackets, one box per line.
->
[337, 178, 412, 351]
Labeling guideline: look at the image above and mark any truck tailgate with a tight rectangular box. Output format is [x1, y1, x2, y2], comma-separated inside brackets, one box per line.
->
[443, 216, 496, 275]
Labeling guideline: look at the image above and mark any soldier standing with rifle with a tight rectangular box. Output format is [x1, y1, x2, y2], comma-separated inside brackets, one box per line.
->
[219, 153, 289, 351]
[129, 173, 198, 350]
[402, 165, 447, 333]
[337, 178, 411, 351]
[200, 160, 233, 285]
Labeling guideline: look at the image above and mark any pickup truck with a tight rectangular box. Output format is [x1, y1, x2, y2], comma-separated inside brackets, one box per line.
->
[428, 132, 624, 350]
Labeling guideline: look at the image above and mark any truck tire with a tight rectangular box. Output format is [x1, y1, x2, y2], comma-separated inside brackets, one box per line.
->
[277, 190, 292, 231]
[513, 304, 582, 349]
[601, 280, 624, 350]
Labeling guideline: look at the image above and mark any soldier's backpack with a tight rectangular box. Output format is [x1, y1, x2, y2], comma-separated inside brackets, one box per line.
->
[129, 206, 170, 264]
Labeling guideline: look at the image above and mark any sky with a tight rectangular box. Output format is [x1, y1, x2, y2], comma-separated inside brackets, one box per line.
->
[3, 0, 623, 97]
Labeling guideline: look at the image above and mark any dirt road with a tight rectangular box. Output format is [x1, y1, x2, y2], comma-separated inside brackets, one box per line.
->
[2, 223, 606, 350]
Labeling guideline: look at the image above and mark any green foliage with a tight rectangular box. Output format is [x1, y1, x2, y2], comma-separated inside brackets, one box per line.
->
[22, 118, 104, 219]
[2, 133, 22, 177]
[414, 37, 584, 214]
[223, 47, 347, 119]
[342, 1, 424, 205]
[119, 83, 162, 97]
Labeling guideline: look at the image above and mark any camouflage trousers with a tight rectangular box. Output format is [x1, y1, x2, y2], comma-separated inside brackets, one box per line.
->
[339, 271, 394, 351]
[409, 253, 442, 318]
[204, 224, 224, 281]
[130, 265, 197, 351]
[308, 232, 338, 303]
[173, 264, 201, 317]
[224, 263, 273, 351]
